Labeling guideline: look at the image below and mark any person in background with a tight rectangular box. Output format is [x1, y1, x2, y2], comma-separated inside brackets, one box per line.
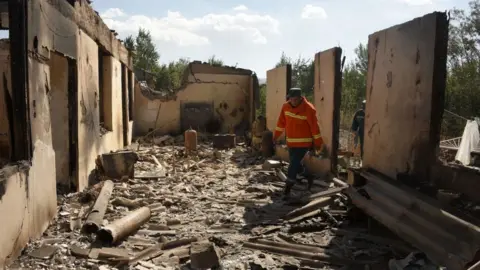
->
[273, 88, 325, 197]
[351, 100, 366, 158]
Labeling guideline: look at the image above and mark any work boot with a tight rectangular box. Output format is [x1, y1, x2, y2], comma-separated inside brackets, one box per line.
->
[283, 179, 295, 199]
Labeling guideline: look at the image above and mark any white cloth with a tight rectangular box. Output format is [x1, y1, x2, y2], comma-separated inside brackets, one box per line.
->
[455, 120, 480, 165]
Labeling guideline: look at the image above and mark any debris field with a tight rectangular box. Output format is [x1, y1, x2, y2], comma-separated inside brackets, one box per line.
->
[10, 135, 416, 270]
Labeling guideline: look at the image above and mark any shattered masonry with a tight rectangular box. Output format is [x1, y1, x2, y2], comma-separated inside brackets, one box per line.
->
[0, 3, 479, 270]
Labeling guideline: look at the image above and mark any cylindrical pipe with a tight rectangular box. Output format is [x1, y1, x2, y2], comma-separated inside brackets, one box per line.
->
[97, 206, 151, 244]
[83, 180, 114, 233]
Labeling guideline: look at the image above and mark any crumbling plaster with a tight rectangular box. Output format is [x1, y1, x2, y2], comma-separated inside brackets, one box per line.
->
[134, 65, 254, 136]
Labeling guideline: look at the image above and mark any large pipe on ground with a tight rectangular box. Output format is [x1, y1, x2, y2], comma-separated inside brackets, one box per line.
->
[82, 180, 114, 233]
[97, 206, 151, 244]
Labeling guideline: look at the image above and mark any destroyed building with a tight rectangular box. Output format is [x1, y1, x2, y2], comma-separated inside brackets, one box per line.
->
[0, 2, 479, 270]
[134, 61, 259, 136]
[0, 0, 134, 267]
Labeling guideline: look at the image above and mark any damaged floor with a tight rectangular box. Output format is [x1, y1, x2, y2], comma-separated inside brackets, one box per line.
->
[10, 136, 419, 270]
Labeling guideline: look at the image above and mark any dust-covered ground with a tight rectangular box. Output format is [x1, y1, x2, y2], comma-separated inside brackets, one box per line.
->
[9, 135, 412, 270]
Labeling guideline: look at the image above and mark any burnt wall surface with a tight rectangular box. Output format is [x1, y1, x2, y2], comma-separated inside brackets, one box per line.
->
[0, 0, 135, 266]
[0, 39, 11, 163]
[363, 12, 448, 182]
[134, 64, 255, 136]
[313, 47, 342, 174]
[266, 65, 291, 132]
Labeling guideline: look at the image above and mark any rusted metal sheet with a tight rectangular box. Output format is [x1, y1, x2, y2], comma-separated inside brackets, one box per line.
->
[345, 170, 480, 270]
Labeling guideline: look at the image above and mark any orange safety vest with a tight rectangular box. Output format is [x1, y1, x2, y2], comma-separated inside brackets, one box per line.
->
[273, 97, 324, 148]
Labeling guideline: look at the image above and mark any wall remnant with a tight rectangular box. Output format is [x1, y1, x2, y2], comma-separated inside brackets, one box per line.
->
[313, 47, 343, 174]
[363, 12, 448, 182]
[266, 65, 291, 132]
[0, 0, 135, 267]
[134, 62, 257, 136]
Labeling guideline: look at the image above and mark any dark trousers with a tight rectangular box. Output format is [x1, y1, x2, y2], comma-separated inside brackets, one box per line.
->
[359, 133, 364, 158]
[287, 147, 309, 184]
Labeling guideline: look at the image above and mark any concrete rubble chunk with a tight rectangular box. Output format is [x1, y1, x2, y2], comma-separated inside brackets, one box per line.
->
[262, 159, 281, 170]
[190, 241, 221, 269]
[28, 245, 58, 259]
[70, 245, 90, 258]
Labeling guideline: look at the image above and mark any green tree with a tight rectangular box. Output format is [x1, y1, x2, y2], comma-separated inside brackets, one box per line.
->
[123, 35, 135, 51]
[340, 43, 368, 128]
[134, 28, 159, 71]
[256, 84, 267, 117]
[207, 55, 224, 66]
[275, 53, 314, 100]
[442, 0, 480, 137]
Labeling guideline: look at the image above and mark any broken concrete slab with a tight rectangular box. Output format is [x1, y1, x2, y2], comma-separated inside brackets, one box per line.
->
[70, 245, 90, 258]
[28, 245, 58, 260]
[99, 150, 139, 179]
[190, 241, 221, 269]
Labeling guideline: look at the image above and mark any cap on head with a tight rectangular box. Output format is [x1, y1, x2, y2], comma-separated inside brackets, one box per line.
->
[287, 88, 302, 98]
[362, 100, 366, 104]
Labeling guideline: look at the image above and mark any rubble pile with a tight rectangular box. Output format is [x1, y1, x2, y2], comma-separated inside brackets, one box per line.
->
[11, 136, 414, 270]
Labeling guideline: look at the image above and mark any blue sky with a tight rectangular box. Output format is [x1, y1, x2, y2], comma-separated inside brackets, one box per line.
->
[5, 0, 472, 77]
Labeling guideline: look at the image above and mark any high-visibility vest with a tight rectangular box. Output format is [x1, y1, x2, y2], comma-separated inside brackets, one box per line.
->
[273, 97, 323, 148]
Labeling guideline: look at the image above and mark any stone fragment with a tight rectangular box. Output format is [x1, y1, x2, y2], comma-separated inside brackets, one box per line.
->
[262, 160, 281, 170]
[28, 245, 58, 259]
[70, 245, 90, 258]
[190, 241, 221, 269]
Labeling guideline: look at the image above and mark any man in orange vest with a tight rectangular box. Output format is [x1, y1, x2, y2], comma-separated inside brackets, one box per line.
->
[273, 88, 325, 196]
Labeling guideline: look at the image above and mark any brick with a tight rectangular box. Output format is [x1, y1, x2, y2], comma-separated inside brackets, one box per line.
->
[190, 241, 220, 269]
[212, 134, 236, 149]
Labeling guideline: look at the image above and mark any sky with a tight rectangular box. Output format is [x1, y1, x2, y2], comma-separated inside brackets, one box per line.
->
[3, 0, 472, 78]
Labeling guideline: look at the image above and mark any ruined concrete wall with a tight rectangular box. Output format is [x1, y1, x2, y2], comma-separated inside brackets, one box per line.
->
[266, 65, 291, 132]
[0, 59, 57, 269]
[313, 47, 342, 174]
[0, 0, 76, 267]
[363, 12, 448, 181]
[0, 0, 135, 266]
[48, 53, 70, 187]
[77, 31, 132, 190]
[0, 39, 11, 162]
[134, 72, 251, 136]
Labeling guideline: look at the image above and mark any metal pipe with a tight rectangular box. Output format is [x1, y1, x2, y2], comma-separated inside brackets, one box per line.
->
[97, 206, 151, 244]
[83, 180, 114, 233]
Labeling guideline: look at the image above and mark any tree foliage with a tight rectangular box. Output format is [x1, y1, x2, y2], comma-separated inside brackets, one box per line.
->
[124, 29, 225, 91]
[443, 0, 480, 137]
